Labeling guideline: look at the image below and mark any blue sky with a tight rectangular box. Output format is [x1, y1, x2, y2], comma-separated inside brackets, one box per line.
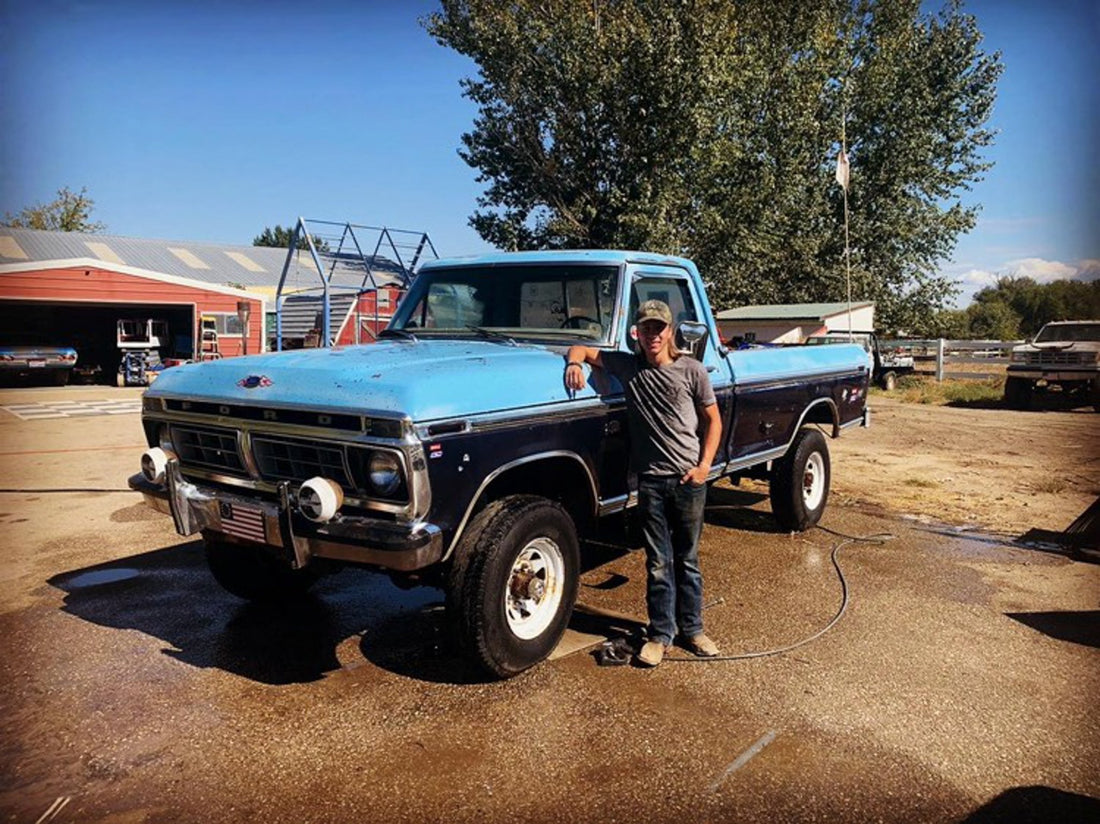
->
[1, 0, 1096, 308]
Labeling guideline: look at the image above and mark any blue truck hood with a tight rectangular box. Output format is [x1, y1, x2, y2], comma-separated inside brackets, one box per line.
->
[146, 340, 576, 422]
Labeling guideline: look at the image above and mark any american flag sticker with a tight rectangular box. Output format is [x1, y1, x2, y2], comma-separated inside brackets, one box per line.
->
[218, 501, 267, 544]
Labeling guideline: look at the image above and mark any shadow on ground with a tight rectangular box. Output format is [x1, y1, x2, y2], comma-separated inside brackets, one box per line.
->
[47, 539, 640, 686]
[961, 785, 1100, 823]
[1005, 610, 1100, 650]
[703, 484, 780, 533]
[48, 542, 446, 685]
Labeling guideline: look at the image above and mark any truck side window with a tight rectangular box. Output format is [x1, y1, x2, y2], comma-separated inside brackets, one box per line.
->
[629, 278, 698, 326]
[629, 277, 708, 359]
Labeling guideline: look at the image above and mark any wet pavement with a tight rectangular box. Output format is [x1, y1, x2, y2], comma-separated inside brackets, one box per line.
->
[0, 388, 1097, 823]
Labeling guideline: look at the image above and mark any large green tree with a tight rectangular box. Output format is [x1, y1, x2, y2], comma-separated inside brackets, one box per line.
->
[970, 275, 1100, 337]
[3, 186, 106, 232]
[424, 0, 1001, 330]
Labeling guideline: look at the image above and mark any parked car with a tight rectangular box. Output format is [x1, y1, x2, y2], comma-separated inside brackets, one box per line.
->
[804, 331, 915, 390]
[1005, 320, 1100, 410]
[0, 334, 78, 386]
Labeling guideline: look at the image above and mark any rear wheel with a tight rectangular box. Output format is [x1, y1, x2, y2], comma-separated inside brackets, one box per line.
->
[53, 369, 70, 387]
[204, 534, 318, 602]
[770, 428, 831, 532]
[446, 495, 579, 678]
[880, 371, 897, 391]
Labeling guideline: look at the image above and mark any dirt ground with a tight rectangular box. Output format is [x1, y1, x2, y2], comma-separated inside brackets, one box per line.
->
[1, 386, 1098, 823]
[806, 394, 1099, 538]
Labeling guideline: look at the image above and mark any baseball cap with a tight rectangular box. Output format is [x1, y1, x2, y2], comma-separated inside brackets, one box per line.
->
[636, 300, 673, 326]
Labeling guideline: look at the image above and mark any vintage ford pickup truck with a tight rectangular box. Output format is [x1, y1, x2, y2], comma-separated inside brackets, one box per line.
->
[129, 250, 869, 676]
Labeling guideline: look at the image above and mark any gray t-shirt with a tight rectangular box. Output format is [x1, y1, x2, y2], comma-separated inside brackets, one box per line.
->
[601, 351, 717, 477]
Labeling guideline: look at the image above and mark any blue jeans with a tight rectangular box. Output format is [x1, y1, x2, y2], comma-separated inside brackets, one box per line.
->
[638, 474, 707, 645]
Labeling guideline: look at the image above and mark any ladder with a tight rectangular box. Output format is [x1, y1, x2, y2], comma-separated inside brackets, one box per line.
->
[200, 317, 221, 361]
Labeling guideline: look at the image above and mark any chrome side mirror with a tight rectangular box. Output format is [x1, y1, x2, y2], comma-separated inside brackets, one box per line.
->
[676, 321, 709, 360]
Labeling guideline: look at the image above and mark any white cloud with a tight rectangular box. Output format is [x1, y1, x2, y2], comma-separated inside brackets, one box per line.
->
[948, 257, 1098, 307]
[1004, 257, 1077, 283]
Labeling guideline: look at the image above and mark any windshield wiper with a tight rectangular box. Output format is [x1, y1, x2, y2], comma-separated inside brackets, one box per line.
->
[466, 326, 517, 345]
[377, 328, 418, 342]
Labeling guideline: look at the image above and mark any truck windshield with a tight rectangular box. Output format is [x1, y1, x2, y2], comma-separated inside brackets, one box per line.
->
[1034, 323, 1100, 343]
[390, 264, 619, 343]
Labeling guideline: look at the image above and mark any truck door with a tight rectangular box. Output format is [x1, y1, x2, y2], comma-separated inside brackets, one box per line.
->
[627, 268, 734, 472]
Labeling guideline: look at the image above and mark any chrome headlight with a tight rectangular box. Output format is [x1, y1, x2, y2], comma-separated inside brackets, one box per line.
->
[1009, 351, 1026, 363]
[368, 451, 402, 496]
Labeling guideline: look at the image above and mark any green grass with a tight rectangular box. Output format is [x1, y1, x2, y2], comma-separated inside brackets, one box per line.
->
[903, 477, 939, 488]
[875, 375, 1005, 407]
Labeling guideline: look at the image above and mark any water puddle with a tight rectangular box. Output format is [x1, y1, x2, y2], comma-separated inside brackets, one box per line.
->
[65, 568, 140, 588]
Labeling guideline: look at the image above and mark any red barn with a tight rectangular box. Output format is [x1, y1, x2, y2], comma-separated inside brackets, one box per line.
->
[0, 227, 410, 383]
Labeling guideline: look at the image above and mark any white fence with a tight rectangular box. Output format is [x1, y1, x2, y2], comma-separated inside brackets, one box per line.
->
[880, 339, 1022, 382]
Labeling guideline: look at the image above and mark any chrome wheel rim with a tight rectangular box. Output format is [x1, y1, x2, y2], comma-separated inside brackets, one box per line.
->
[504, 537, 564, 640]
[802, 452, 826, 511]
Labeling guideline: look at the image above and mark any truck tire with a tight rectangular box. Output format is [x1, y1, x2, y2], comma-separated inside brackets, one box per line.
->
[446, 495, 579, 679]
[1003, 377, 1030, 410]
[203, 534, 318, 602]
[880, 371, 897, 391]
[770, 428, 830, 532]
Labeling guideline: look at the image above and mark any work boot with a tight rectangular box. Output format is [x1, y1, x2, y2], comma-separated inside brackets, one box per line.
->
[636, 640, 667, 667]
[686, 634, 720, 658]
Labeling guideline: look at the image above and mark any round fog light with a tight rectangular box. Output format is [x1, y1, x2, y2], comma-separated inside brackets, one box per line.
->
[140, 447, 174, 484]
[298, 477, 344, 522]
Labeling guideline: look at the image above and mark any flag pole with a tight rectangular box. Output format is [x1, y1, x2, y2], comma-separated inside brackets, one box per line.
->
[839, 112, 853, 343]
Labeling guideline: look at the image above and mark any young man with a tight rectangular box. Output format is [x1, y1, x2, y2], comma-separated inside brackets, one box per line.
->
[565, 300, 722, 667]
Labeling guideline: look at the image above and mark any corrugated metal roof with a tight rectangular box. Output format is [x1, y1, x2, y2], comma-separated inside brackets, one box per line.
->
[276, 294, 358, 339]
[0, 227, 407, 292]
[715, 301, 874, 321]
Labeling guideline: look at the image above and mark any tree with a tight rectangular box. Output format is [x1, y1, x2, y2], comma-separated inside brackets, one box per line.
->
[424, 0, 1002, 330]
[3, 186, 106, 232]
[253, 224, 330, 252]
[965, 299, 1020, 340]
[970, 275, 1100, 337]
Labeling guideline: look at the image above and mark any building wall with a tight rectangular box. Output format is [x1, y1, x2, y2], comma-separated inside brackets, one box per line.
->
[0, 265, 264, 356]
[715, 320, 827, 345]
[335, 286, 404, 346]
[823, 305, 875, 333]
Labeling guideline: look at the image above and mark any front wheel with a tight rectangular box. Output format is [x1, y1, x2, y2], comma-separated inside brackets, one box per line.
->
[446, 495, 579, 678]
[770, 428, 831, 532]
[204, 534, 319, 602]
[1004, 377, 1030, 410]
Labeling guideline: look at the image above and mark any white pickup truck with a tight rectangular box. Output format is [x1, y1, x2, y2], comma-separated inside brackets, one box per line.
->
[1005, 320, 1100, 410]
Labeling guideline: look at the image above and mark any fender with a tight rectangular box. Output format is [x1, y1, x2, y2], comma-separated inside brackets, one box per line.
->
[440, 450, 598, 563]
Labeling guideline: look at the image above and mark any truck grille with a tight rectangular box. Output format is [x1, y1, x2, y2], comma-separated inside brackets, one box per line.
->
[171, 426, 246, 474]
[167, 425, 406, 503]
[252, 437, 352, 487]
[1024, 351, 1088, 365]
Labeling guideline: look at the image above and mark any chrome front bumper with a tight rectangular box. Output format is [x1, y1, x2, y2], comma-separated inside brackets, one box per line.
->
[1006, 367, 1099, 382]
[128, 460, 443, 572]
